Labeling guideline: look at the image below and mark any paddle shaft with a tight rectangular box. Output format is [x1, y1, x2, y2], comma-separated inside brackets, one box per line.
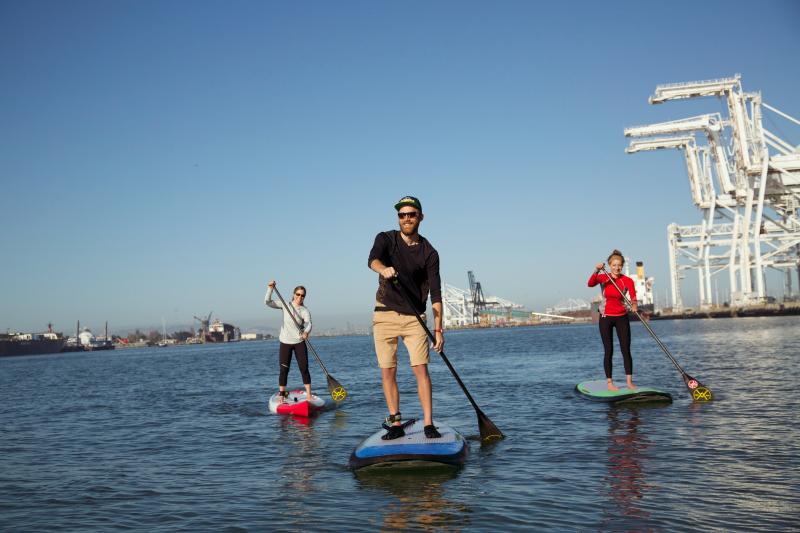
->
[599, 268, 689, 378]
[390, 278, 499, 427]
[271, 285, 331, 376]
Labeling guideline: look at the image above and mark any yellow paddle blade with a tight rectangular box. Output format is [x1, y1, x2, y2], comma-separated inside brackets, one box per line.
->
[692, 387, 712, 401]
[331, 386, 347, 402]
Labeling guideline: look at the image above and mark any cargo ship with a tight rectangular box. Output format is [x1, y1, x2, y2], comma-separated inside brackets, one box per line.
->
[0, 329, 65, 357]
[205, 319, 241, 342]
[61, 321, 115, 352]
[63, 328, 115, 351]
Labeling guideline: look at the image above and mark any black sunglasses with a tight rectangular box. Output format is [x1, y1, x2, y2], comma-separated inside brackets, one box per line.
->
[295, 293, 306, 297]
[397, 211, 419, 219]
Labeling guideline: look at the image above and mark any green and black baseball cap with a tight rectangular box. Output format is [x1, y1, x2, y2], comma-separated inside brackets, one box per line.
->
[394, 195, 422, 211]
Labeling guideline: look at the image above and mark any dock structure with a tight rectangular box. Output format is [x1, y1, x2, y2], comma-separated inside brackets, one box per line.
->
[625, 75, 800, 310]
[548, 298, 590, 315]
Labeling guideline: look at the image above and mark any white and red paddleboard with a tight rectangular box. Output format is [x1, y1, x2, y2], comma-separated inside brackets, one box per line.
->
[268, 389, 328, 417]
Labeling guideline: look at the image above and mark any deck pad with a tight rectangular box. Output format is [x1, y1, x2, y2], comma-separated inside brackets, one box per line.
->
[576, 380, 672, 404]
[349, 419, 468, 470]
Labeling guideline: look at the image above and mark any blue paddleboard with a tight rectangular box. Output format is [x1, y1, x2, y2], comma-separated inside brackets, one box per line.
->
[576, 379, 672, 404]
[348, 419, 468, 471]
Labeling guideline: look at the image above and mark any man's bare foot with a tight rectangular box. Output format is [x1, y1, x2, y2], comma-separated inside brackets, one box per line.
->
[626, 382, 636, 390]
[607, 382, 619, 391]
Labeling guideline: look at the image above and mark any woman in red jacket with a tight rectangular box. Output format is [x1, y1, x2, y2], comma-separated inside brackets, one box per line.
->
[588, 250, 638, 391]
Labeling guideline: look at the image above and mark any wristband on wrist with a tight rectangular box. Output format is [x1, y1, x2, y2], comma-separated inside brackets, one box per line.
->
[434, 329, 443, 333]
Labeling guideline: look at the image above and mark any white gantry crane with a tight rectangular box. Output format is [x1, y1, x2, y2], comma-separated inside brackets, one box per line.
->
[442, 272, 528, 328]
[441, 283, 474, 327]
[625, 75, 800, 310]
[626, 136, 714, 208]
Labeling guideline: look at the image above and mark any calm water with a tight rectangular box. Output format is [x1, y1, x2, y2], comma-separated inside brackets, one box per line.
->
[1, 317, 798, 531]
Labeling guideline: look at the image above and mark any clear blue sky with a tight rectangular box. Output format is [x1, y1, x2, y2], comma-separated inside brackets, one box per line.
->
[2, 1, 799, 334]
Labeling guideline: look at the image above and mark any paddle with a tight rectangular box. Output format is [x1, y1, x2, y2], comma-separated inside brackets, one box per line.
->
[391, 278, 504, 442]
[272, 285, 348, 402]
[599, 267, 712, 401]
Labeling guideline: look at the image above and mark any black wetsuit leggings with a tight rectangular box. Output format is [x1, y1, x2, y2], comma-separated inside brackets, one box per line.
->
[278, 341, 311, 386]
[599, 314, 633, 378]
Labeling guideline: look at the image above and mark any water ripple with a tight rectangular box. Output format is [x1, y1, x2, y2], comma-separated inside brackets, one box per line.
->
[1, 318, 798, 530]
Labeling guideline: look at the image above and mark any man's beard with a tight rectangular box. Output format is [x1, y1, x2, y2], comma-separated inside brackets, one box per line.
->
[400, 223, 418, 236]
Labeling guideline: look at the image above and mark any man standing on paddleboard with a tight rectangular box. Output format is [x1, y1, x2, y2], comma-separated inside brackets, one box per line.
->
[265, 281, 315, 404]
[368, 196, 444, 440]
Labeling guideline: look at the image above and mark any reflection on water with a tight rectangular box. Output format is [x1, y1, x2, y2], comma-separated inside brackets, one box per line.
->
[274, 414, 322, 524]
[330, 409, 350, 432]
[602, 408, 652, 528]
[356, 468, 471, 531]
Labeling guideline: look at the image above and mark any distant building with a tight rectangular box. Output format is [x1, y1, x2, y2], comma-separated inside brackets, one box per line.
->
[241, 333, 265, 341]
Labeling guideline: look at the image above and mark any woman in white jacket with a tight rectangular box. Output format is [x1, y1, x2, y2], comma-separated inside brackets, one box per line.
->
[265, 280, 314, 403]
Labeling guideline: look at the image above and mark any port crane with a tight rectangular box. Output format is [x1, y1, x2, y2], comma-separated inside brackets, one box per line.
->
[441, 272, 527, 327]
[626, 75, 800, 309]
[467, 271, 486, 324]
[625, 127, 735, 308]
[626, 135, 713, 208]
[193, 311, 212, 342]
[625, 114, 737, 198]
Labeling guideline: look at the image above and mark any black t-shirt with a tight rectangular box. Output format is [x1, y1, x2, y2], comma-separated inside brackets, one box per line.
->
[367, 230, 442, 315]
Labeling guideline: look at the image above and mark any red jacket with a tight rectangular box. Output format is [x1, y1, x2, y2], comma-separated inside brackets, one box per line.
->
[588, 272, 637, 316]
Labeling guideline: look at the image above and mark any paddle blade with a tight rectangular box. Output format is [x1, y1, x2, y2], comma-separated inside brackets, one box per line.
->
[477, 409, 504, 443]
[327, 374, 348, 402]
[684, 374, 713, 402]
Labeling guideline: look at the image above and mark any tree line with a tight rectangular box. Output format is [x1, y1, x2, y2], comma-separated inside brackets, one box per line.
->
[111, 329, 197, 344]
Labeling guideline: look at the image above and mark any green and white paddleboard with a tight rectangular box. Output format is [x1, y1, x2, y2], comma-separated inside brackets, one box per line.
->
[576, 380, 672, 404]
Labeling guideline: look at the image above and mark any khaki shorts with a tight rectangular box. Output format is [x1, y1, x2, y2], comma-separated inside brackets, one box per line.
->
[372, 307, 429, 369]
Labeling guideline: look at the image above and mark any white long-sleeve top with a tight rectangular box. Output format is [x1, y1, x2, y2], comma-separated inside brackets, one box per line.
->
[265, 287, 312, 345]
